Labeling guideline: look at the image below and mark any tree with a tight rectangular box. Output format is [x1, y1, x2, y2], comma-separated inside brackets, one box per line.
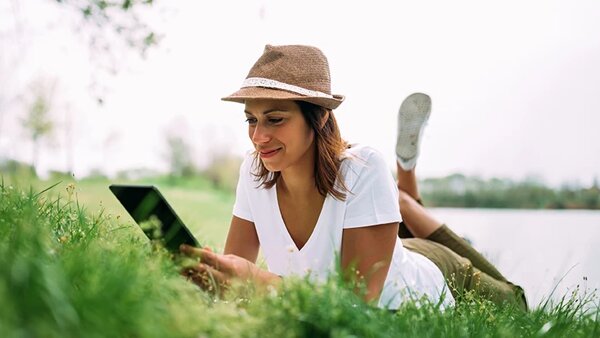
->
[202, 153, 243, 192]
[49, 0, 161, 104]
[21, 81, 55, 174]
[1, 0, 161, 174]
[52, 0, 159, 56]
[164, 134, 196, 180]
[1, 0, 160, 106]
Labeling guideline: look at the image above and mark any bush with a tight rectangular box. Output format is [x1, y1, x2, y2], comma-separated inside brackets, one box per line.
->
[0, 183, 213, 337]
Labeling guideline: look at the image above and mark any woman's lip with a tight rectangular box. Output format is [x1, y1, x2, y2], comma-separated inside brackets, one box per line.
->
[259, 148, 281, 158]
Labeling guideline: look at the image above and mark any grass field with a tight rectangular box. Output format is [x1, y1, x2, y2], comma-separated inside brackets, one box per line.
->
[6, 175, 235, 247]
[1, 176, 599, 337]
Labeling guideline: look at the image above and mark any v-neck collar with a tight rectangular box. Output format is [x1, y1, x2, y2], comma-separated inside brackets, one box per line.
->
[271, 183, 328, 253]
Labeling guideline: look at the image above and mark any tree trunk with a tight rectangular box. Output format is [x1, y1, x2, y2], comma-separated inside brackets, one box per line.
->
[32, 137, 39, 177]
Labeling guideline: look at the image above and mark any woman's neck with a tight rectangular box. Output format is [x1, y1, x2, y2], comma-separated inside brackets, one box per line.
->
[278, 170, 317, 198]
[277, 147, 319, 198]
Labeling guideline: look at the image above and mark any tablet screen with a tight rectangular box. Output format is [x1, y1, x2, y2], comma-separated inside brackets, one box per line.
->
[109, 184, 200, 252]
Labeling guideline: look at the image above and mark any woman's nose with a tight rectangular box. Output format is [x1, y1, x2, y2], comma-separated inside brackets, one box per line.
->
[251, 123, 271, 144]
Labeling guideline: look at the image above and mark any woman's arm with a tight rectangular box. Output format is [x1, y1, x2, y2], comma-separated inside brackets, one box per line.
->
[224, 216, 260, 263]
[341, 222, 399, 303]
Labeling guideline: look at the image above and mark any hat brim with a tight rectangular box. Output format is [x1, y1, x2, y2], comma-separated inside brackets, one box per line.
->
[222, 87, 344, 110]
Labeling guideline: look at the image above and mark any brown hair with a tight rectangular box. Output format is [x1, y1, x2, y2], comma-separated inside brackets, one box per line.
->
[252, 101, 349, 200]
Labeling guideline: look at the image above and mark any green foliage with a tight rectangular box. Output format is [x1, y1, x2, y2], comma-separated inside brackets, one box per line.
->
[242, 278, 600, 338]
[421, 174, 600, 209]
[1, 182, 598, 337]
[202, 154, 243, 193]
[55, 0, 159, 56]
[164, 135, 197, 180]
[22, 95, 53, 142]
[0, 159, 36, 180]
[0, 182, 211, 337]
[20, 81, 55, 173]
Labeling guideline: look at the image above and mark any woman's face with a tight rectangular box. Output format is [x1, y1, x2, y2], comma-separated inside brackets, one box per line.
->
[244, 99, 315, 173]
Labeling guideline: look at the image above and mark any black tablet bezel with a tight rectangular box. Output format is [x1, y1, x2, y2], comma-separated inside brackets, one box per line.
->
[109, 184, 200, 252]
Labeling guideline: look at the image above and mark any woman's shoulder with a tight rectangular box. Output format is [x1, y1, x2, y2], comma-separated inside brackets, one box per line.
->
[343, 144, 385, 160]
[342, 144, 389, 170]
[340, 144, 390, 189]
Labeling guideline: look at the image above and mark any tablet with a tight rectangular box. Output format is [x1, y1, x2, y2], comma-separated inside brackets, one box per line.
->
[109, 184, 200, 252]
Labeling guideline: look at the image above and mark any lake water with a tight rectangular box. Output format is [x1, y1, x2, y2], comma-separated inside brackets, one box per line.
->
[428, 208, 600, 308]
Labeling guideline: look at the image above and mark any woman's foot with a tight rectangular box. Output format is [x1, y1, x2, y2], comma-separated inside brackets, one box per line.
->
[396, 93, 431, 171]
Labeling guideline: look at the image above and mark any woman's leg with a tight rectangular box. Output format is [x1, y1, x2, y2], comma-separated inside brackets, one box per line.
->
[399, 189, 442, 238]
[397, 164, 422, 238]
[395, 93, 432, 238]
[397, 163, 421, 202]
[403, 238, 528, 311]
[394, 92, 506, 279]
[394, 93, 527, 309]
[400, 190, 508, 282]
[402, 193, 529, 313]
[427, 224, 507, 283]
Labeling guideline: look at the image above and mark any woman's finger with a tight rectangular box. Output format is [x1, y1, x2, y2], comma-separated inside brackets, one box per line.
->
[188, 264, 229, 293]
[197, 249, 223, 269]
[181, 262, 228, 283]
[182, 265, 217, 290]
[180, 245, 223, 270]
[179, 244, 204, 257]
[189, 270, 214, 291]
[198, 263, 228, 285]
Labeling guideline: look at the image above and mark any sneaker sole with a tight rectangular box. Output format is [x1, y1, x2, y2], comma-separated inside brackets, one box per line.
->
[396, 93, 431, 169]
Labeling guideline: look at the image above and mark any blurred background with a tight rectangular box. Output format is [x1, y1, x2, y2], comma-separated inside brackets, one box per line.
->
[1, 0, 599, 307]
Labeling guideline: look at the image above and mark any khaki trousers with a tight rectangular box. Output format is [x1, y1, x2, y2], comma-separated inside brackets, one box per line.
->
[400, 223, 528, 311]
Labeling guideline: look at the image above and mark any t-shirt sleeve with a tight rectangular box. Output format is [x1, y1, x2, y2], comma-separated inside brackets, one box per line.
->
[232, 155, 254, 222]
[343, 150, 402, 229]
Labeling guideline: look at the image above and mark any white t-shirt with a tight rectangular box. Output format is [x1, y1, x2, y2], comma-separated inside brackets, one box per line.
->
[232, 145, 454, 309]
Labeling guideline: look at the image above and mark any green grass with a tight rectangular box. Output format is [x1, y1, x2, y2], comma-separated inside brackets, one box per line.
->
[1, 178, 599, 337]
[4, 174, 234, 247]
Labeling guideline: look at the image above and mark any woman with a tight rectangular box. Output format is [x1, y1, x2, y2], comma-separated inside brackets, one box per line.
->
[180, 45, 527, 311]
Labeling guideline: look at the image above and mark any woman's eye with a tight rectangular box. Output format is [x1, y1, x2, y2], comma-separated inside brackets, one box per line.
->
[245, 118, 257, 124]
[269, 118, 283, 124]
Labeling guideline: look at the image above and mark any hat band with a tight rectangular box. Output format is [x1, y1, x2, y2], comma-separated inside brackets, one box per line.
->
[241, 77, 334, 99]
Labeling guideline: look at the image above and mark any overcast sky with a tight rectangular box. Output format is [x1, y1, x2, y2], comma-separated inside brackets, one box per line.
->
[1, 0, 599, 187]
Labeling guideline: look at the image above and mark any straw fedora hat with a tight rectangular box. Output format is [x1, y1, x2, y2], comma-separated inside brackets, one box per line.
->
[222, 44, 345, 110]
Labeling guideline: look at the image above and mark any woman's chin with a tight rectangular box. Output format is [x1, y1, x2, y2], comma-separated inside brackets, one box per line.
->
[262, 161, 281, 172]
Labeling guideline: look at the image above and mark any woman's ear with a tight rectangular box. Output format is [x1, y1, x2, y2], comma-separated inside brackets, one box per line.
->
[319, 110, 330, 129]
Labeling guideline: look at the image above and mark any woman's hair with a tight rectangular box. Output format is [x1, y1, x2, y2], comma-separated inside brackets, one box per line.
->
[252, 100, 349, 200]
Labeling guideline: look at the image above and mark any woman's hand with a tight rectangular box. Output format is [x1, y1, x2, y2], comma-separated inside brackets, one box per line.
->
[179, 244, 281, 293]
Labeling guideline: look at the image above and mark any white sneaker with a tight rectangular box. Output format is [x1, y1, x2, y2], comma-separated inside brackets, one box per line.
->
[396, 93, 431, 171]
